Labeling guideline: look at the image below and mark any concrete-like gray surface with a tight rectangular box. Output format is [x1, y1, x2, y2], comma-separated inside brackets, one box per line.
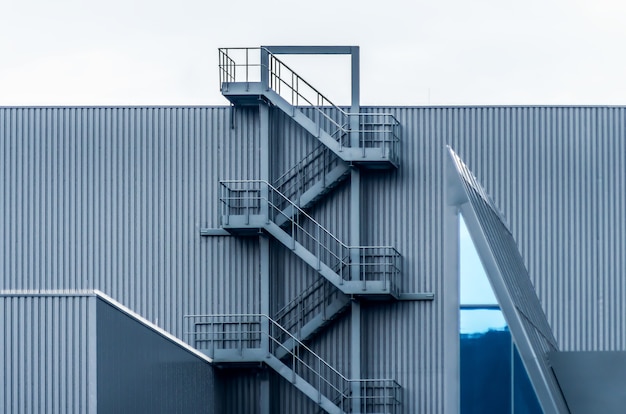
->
[550, 351, 626, 414]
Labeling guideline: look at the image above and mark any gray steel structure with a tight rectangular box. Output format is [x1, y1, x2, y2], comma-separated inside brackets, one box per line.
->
[2, 46, 626, 412]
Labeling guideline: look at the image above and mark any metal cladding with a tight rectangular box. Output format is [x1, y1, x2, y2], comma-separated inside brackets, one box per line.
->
[0, 291, 216, 414]
[0, 293, 96, 414]
[447, 146, 568, 413]
[3, 105, 626, 412]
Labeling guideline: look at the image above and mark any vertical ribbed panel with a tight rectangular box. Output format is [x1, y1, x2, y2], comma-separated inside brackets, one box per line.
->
[446, 106, 626, 351]
[3, 105, 626, 413]
[361, 107, 448, 413]
[0, 107, 261, 339]
[0, 294, 95, 414]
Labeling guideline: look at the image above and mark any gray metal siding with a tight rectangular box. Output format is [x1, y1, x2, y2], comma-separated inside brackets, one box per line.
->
[443, 106, 626, 351]
[0, 294, 96, 414]
[96, 297, 216, 414]
[0, 106, 261, 337]
[3, 105, 626, 413]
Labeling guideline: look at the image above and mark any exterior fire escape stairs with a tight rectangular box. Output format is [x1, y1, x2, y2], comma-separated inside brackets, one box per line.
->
[190, 48, 405, 414]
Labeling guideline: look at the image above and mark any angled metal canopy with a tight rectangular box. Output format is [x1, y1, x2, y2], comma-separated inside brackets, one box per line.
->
[446, 146, 570, 414]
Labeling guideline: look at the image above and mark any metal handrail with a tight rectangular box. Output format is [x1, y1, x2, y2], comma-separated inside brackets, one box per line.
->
[274, 279, 345, 340]
[218, 47, 401, 158]
[274, 144, 338, 196]
[219, 180, 401, 290]
[184, 313, 401, 412]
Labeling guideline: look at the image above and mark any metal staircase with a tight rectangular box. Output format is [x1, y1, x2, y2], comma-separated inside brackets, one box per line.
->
[218, 47, 400, 169]
[185, 314, 401, 414]
[219, 180, 402, 298]
[273, 144, 350, 225]
[204, 47, 404, 413]
[273, 279, 351, 356]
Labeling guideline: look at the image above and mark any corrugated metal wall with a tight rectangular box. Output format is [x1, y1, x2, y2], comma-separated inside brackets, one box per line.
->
[3, 105, 626, 413]
[0, 106, 261, 336]
[441, 106, 626, 351]
[0, 294, 96, 414]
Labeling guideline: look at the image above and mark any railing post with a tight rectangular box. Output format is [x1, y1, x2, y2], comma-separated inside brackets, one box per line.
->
[238, 319, 243, 356]
[260, 48, 269, 91]
[322, 281, 327, 321]
[316, 225, 321, 271]
[317, 358, 322, 404]
[297, 298, 302, 341]
[362, 248, 366, 291]
[292, 343, 297, 383]
[322, 148, 327, 188]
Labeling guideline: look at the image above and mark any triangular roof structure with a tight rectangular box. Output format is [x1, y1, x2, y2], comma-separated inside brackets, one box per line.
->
[446, 146, 569, 413]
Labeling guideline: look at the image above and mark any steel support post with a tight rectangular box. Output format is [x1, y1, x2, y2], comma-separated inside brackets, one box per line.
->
[351, 299, 362, 413]
[349, 46, 362, 414]
[259, 103, 271, 414]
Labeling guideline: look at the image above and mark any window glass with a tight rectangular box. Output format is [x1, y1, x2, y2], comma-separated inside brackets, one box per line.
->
[460, 216, 497, 305]
[460, 309, 511, 413]
[460, 215, 543, 414]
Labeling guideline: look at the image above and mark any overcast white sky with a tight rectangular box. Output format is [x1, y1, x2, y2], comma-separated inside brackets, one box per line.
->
[2, 0, 626, 106]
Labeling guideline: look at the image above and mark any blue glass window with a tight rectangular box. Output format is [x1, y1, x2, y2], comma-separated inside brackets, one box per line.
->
[460, 216, 542, 414]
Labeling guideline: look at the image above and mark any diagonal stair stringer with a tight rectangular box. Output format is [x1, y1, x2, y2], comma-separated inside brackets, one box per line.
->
[223, 82, 397, 167]
[264, 355, 345, 414]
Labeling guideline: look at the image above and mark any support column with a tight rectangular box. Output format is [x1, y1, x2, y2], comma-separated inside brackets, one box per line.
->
[349, 46, 362, 414]
[350, 168, 362, 412]
[259, 103, 271, 414]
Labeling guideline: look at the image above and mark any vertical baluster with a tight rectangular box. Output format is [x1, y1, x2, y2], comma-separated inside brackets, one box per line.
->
[362, 248, 366, 291]
[245, 48, 249, 83]
[362, 115, 366, 157]
[316, 225, 321, 271]
[322, 280, 327, 321]
[238, 319, 242, 356]
[317, 358, 322, 404]
[291, 209, 295, 250]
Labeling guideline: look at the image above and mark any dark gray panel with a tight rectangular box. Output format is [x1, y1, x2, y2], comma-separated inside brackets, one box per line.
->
[550, 351, 626, 414]
[96, 297, 216, 413]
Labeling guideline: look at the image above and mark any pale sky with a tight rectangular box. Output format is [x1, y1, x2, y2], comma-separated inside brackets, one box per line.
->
[3, 0, 626, 106]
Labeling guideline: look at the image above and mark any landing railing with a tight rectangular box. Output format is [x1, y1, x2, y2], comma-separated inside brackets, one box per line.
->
[184, 314, 401, 414]
[218, 47, 400, 163]
[219, 180, 402, 294]
[273, 144, 343, 209]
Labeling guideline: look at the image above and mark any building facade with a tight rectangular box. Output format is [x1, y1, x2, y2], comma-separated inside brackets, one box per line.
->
[2, 47, 626, 413]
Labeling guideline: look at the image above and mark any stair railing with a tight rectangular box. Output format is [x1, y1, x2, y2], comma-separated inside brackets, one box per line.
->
[219, 180, 401, 293]
[273, 144, 342, 208]
[184, 313, 401, 413]
[218, 47, 400, 161]
[274, 279, 346, 343]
